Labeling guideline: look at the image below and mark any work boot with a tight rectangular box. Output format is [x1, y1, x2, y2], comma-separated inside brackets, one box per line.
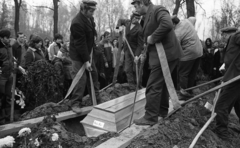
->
[213, 128, 231, 141]
[134, 117, 157, 126]
[179, 89, 193, 101]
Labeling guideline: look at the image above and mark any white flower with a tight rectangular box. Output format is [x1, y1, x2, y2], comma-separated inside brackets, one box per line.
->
[58, 145, 62, 148]
[0, 136, 15, 148]
[51, 133, 59, 141]
[18, 127, 31, 137]
[34, 138, 40, 147]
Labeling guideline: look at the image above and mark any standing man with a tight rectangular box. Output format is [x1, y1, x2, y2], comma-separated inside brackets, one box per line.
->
[214, 27, 240, 140]
[12, 32, 27, 67]
[69, 0, 101, 113]
[132, 0, 182, 125]
[117, 11, 144, 86]
[0, 29, 13, 124]
[172, 16, 203, 99]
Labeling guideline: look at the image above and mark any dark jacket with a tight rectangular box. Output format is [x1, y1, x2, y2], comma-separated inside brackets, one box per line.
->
[24, 47, 45, 68]
[98, 43, 112, 64]
[69, 12, 97, 63]
[0, 41, 13, 77]
[222, 32, 240, 82]
[12, 41, 22, 65]
[142, 4, 182, 67]
[94, 46, 105, 74]
[118, 19, 144, 56]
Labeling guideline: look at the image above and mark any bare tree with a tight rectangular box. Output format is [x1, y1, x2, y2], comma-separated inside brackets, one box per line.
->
[14, 0, 22, 36]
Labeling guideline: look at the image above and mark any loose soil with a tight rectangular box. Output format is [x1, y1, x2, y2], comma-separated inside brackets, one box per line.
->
[6, 83, 134, 148]
[127, 81, 240, 148]
[21, 83, 135, 120]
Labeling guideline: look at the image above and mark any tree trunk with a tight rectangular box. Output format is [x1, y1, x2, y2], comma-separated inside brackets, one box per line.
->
[53, 0, 59, 36]
[186, 0, 195, 17]
[173, 0, 181, 15]
[14, 0, 22, 37]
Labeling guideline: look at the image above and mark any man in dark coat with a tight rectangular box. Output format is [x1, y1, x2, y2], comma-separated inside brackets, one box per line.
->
[0, 29, 13, 121]
[117, 11, 144, 85]
[69, 0, 100, 113]
[132, 0, 182, 125]
[214, 27, 240, 140]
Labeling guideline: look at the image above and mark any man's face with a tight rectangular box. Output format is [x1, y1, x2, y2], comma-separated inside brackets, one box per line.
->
[85, 9, 95, 18]
[213, 42, 219, 48]
[56, 39, 62, 44]
[133, 3, 146, 15]
[18, 34, 25, 44]
[35, 41, 42, 49]
[1, 36, 10, 45]
[105, 35, 110, 42]
[132, 16, 140, 24]
[221, 33, 230, 43]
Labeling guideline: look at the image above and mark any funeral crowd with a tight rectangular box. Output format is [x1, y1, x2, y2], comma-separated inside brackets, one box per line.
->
[0, 0, 240, 141]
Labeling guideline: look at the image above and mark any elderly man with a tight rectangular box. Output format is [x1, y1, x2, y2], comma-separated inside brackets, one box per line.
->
[214, 27, 240, 140]
[69, 0, 101, 113]
[131, 0, 182, 125]
[172, 16, 203, 99]
[117, 11, 144, 85]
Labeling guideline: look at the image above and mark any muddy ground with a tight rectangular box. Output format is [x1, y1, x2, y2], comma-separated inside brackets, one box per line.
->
[7, 83, 134, 148]
[127, 81, 240, 148]
[21, 83, 135, 120]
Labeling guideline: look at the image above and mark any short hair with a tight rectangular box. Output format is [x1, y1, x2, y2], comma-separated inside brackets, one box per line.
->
[172, 16, 180, 25]
[0, 29, 11, 38]
[103, 31, 110, 37]
[29, 35, 43, 48]
[54, 33, 63, 41]
[17, 32, 24, 38]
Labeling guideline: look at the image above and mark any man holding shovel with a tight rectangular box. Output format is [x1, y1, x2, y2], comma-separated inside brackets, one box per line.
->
[69, 0, 101, 113]
[131, 0, 182, 125]
[214, 27, 240, 140]
[117, 11, 144, 86]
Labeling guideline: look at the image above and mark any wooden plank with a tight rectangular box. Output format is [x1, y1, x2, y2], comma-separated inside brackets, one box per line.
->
[0, 106, 93, 137]
[96, 89, 146, 110]
[96, 124, 149, 148]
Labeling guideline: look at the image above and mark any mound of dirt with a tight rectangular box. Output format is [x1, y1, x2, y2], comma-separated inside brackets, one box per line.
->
[128, 81, 240, 148]
[21, 83, 136, 120]
[13, 115, 118, 148]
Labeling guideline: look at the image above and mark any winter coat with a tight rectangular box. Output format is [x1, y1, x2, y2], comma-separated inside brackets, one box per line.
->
[24, 47, 45, 68]
[0, 41, 13, 78]
[69, 12, 97, 63]
[174, 19, 203, 61]
[142, 4, 182, 67]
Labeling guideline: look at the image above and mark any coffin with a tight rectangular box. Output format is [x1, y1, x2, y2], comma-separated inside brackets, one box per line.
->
[81, 88, 146, 137]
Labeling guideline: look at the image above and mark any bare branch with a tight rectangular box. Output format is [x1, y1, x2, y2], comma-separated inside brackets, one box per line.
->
[33, 5, 54, 11]
[195, 0, 206, 16]
[66, 0, 78, 10]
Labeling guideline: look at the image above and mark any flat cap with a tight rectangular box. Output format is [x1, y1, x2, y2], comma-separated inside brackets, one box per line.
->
[221, 27, 238, 33]
[131, 0, 141, 5]
[82, 0, 97, 9]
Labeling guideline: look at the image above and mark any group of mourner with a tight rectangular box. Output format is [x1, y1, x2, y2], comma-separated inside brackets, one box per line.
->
[0, 0, 240, 141]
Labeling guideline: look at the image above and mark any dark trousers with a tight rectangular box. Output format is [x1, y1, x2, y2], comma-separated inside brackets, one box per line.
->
[0, 75, 13, 110]
[178, 58, 200, 89]
[124, 50, 136, 84]
[71, 60, 100, 103]
[105, 62, 113, 85]
[215, 80, 240, 134]
[144, 59, 178, 122]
